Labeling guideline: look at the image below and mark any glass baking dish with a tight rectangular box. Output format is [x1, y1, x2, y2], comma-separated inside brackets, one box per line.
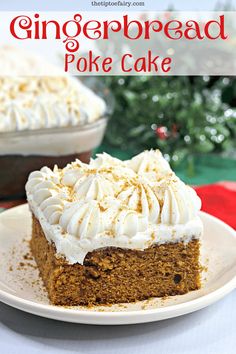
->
[0, 117, 108, 199]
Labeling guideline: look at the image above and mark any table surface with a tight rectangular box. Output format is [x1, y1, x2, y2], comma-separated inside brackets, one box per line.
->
[0, 290, 235, 354]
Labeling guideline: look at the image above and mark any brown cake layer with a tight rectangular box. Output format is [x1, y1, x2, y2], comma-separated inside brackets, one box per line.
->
[0, 151, 91, 199]
[31, 215, 201, 306]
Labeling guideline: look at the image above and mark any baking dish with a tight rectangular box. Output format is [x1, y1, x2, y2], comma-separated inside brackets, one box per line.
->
[0, 117, 108, 198]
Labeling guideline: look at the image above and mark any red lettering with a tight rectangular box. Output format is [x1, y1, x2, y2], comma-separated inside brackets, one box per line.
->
[164, 20, 183, 40]
[63, 20, 81, 40]
[102, 57, 112, 72]
[83, 20, 101, 39]
[65, 51, 112, 73]
[147, 51, 159, 72]
[134, 57, 146, 72]
[204, 15, 228, 40]
[185, 20, 204, 40]
[121, 52, 172, 74]
[103, 20, 122, 39]
[121, 53, 132, 72]
[123, 15, 143, 39]
[42, 20, 61, 39]
[34, 13, 40, 39]
[144, 20, 163, 39]
[64, 53, 75, 72]
[10, 15, 32, 39]
[161, 57, 172, 72]
[88, 51, 99, 72]
[77, 57, 87, 72]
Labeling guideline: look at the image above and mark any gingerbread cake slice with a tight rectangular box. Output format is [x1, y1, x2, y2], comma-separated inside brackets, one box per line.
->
[26, 150, 203, 306]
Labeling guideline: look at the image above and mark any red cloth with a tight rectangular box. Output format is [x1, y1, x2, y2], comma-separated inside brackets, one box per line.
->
[0, 199, 25, 210]
[195, 182, 236, 229]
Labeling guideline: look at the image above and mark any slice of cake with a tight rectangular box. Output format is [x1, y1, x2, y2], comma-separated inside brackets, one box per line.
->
[26, 150, 203, 306]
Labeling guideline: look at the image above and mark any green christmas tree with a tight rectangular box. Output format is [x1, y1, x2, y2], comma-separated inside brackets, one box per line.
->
[100, 76, 236, 168]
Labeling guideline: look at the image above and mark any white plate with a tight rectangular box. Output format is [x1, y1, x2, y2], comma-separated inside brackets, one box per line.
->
[0, 204, 235, 325]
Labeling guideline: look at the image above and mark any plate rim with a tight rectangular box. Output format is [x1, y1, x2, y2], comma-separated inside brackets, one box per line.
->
[0, 204, 236, 324]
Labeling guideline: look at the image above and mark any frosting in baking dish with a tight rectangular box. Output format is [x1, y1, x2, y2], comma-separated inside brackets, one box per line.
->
[26, 150, 203, 264]
[0, 77, 106, 132]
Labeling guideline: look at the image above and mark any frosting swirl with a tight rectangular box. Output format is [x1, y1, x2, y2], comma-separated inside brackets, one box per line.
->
[161, 181, 201, 225]
[117, 181, 160, 223]
[26, 150, 203, 264]
[0, 48, 106, 133]
[90, 152, 124, 169]
[114, 209, 148, 237]
[60, 201, 105, 239]
[74, 174, 114, 201]
[126, 150, 172, 181]
[26, 166, 66, 224]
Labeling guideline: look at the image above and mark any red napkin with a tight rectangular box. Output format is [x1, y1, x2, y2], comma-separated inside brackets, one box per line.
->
[194, 182, 236, 229]
[0, 199, 25, 210]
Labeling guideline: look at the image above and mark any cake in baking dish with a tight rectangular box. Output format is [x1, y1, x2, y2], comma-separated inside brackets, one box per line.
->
[26, 150, 203, 306]
[0, 46, 107, 198]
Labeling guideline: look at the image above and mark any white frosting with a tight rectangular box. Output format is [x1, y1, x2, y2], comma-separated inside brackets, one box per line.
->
[90, 153, 123, 169]
[161, 182, 201, 225]
[74, 174, 115, 201]
[117, 181, 160, 223]
[26, 150, 203, 264]
[60, 201, 106, 239]
[0, 48, 106, 133]
[126, 150, 172, 181]
[0, 47, 107, 155]
[0, 77, 106, 133]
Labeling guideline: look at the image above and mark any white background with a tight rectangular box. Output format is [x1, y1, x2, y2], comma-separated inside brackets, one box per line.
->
[0, 0, 235, 11]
